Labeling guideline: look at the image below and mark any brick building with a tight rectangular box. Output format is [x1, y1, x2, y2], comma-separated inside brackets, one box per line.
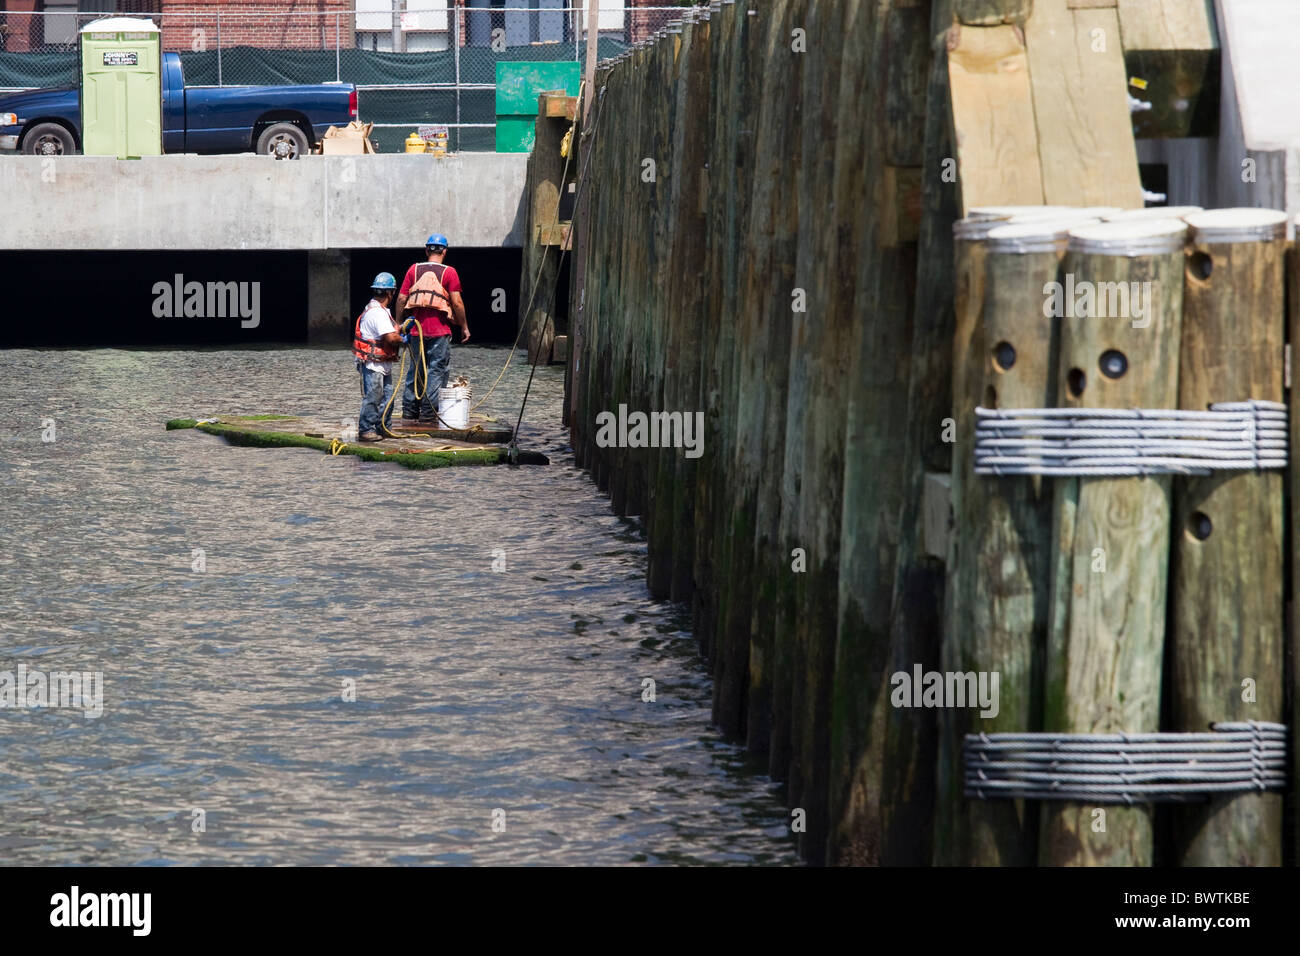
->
[1, 0, 682, 56]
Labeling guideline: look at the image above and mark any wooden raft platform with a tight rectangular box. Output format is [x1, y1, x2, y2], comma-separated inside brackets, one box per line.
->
[164, 414, 547, 468]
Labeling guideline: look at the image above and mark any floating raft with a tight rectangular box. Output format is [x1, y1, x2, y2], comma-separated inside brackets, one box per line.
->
[165, 414, 548, 468]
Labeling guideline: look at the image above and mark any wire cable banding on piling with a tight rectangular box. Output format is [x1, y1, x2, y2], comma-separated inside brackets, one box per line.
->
[972, 400, 1287, 476]
[964, 721, 1287, 804]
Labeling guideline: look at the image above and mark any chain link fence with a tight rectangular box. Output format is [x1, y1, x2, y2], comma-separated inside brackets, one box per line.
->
[0, 4, 695, 152]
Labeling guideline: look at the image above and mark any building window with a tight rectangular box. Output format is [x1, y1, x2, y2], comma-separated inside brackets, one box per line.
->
[356, 0, 451, 53]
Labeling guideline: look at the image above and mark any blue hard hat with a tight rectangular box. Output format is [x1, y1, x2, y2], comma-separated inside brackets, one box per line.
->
[425, 233, 449, 249]
[370, 272, 397, 291]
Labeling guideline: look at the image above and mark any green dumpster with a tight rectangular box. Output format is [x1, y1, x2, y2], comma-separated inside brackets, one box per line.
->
[495, 62, 580, 153]
[79, 17, 162, 159]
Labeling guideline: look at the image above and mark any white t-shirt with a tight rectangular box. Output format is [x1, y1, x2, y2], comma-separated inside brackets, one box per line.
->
[357, 299, 397, 374]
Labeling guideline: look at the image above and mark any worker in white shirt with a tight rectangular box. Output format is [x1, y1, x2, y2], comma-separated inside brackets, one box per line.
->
[351, 273, 402, 441]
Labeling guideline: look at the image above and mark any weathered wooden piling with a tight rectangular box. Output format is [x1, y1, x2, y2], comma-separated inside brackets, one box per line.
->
[1291, 221, 1300, 869]
[863, 0, 960, 867]
[693, 0, 743, 668]
[720, 0, 804, 761]
[1039, 219, 1187, 867]
[519, 92, 578, 366]
[647, 15, 705, 602]
[1168, 208, 1287, 866]
[825, 0, 928, 867]
[711, 0, 768, 748]
[938, 216, 1094, 865]
[778, 0, 857, 864]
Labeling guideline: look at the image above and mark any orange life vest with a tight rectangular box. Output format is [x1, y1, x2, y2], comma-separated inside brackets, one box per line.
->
[352, 305, 398, 364]
[404, 262, 452, 318]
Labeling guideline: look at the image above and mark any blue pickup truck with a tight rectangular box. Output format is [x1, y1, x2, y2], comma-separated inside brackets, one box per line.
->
[0, 51, 357, 158]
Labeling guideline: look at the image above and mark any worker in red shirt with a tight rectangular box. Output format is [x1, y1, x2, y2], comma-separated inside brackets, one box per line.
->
[396, 232, 470, 422]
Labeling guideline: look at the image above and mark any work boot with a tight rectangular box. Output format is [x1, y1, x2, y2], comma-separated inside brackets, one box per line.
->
[401, 412, 419, 421]
[358, 431, 383, 442]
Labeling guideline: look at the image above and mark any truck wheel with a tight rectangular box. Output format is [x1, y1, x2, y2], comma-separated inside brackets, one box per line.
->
[257, 122, 309, 160]
[23, 122, 76, 156]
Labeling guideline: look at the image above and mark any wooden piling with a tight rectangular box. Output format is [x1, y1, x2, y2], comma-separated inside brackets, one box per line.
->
[642, 28, 681, 596]
[1170, 208, 1287, 866]
[938, 216, 1097, 865]
[865, 0, 959, 866]
[1291, 224, 1300, 869]
[823, 0, 926, 866]
[713, 0, 805, 762]
[519, 94, 574, 366]
[693, 0, 742, 668]
[708, 0, 759, 741]
[775, 0, 856, 862]
[1039, 218, 1187, 867]
[670, 12, 712, 607]
[647, 14, 707, 600]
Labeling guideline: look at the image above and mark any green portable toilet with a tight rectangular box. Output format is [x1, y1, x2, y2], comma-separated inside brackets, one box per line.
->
[79, 17, 162, 159]
[495, 62, 580, 153]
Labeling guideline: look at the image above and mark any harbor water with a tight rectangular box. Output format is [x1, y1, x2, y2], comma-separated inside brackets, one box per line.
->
[0, 347, 799, 865]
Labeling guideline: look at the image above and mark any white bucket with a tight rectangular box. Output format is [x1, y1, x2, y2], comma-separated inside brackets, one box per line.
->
[438, 385, 471, 430]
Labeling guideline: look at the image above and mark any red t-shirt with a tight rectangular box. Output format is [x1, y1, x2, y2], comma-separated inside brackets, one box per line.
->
[400, 262, 462, 338]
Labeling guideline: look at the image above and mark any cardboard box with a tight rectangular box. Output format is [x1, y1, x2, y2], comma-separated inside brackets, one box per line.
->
[316, 121, 376, 155]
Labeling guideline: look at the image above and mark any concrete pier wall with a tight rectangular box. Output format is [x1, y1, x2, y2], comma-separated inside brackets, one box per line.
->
[0, 153, 529, 251]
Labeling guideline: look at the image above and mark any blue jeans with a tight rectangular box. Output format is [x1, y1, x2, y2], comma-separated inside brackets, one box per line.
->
[403, 334, 452, 418]
[358, 362, 394, 435]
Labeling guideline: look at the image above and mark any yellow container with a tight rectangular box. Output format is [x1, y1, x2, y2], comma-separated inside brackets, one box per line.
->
[405, 132, 428, 154]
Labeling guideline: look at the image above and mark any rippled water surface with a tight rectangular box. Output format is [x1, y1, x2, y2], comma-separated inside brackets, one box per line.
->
[0, 348, 798, 865]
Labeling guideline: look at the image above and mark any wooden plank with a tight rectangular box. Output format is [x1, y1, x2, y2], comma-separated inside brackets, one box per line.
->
[1116, 0, 1215, 50]
[538, 222, 571, 248]
[542, 92, 578, 119]
[1170, 214, 1286, 865]
[947, 24, 1045, 213]
[956, 0, 1032, 25]
[1023, 0, 1143, 208]
[1118, 0, 1219, 139]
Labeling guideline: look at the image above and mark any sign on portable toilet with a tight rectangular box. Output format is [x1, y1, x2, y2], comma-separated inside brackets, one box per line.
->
[79, 17, 162, 159]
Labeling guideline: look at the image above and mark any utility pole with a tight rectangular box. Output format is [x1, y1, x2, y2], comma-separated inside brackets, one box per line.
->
[391, 0, 406, 54]
[583, 0, 599, 121]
